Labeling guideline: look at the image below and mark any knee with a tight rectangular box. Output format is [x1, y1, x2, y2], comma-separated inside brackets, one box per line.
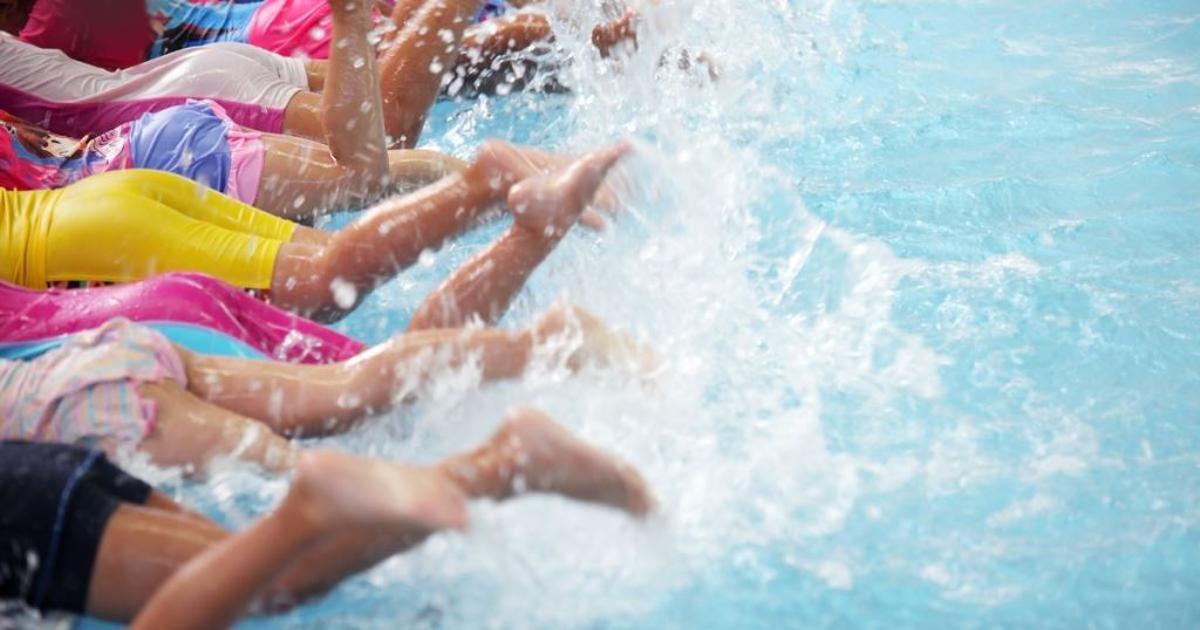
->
[323, 136, 390, 199]
[348, 154, 392, 198]
[272, 243, 355, 322]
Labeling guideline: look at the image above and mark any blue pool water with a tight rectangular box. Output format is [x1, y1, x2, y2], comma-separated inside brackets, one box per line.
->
[79, 0, 1200, 627]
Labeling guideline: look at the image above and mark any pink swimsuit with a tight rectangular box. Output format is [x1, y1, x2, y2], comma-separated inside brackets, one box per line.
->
[243, 0, 511, 59]
[0, 274, 364, 364]
[245, 0, 378, 60]
[0, 100, 264, 204]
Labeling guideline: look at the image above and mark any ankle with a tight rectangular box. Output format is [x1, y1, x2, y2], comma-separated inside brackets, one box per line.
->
[510, 212, 568, 244]
[438, 448, 513, 500]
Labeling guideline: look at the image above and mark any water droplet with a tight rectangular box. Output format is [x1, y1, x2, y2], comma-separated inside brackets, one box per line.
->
[336, 392, 363, 409]
[330, 277, 358, 310]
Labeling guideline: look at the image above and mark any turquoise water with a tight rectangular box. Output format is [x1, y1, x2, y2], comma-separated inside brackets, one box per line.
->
[86, 0, 1200, 627]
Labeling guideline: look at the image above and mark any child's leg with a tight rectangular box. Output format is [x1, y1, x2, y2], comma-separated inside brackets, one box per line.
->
[87, 504, 229, 622]
[130, 453, 468, 630]
[452, 8, 639, 96]
[384, 148, 468, 186]
[253, 133, 385, 220]
[318, 0, 388, 192]
[135, 381, 298, 475]
[179, 327, 535, 437]
[262, 407, 652, 603]
[119, 408, 649, 621]
[453, 12, 552, 96]
[438, 407, 653, 513]
[270, 0, 390, 208]
[379, 0, 484, 147]
[268, 140, 541, 319]
[407, 141, 630, 329]
[179, 302, 650, 437]
[296, 0, 482, 145]
[270, 141, 627, 322]
[142, 490, 212, 522]
[254, 134, 463, 221]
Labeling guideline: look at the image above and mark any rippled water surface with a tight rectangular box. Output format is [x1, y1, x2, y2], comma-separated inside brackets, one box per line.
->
[83, 0, 1200, 627]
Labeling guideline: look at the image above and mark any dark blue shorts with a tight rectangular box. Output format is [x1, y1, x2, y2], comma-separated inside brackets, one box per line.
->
[0, 441, 152, 613]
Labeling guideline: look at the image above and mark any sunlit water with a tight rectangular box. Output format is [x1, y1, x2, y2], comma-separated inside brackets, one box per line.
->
[68, 0, 1200, 627]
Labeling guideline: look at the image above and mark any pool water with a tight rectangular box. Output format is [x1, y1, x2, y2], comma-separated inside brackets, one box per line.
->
[83, 0, 1200, 627]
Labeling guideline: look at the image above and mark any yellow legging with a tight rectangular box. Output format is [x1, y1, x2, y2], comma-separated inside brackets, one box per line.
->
[1, 170, 297, 289]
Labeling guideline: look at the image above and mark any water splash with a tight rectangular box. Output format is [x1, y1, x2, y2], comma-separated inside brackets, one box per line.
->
[137, 0, 1200, 627]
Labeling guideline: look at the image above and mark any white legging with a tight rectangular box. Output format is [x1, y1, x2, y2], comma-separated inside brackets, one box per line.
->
[0, 32, 308, 137]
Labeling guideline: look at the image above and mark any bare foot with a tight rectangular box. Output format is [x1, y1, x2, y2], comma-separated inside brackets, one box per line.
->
[505, 146, 629, 228]
[293, 450, 470, 533]
[490, 408, 655, 517]
[507, 142, 633, 237]
[533, 303, 661, 375]
[593, 7, 639, 58]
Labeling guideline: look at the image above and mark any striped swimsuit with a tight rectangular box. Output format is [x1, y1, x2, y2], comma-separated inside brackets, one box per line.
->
[0, 319, 187, 449]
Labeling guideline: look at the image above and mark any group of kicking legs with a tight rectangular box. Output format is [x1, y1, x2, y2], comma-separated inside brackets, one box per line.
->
[0, 0, 673, 626]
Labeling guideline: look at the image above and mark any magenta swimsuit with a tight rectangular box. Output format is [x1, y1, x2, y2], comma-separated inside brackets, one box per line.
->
[0, 274, 364, 364]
